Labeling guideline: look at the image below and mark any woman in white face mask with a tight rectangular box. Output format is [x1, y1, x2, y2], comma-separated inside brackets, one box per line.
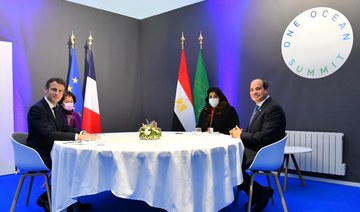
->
[196, 87, 239, 134]
[60, 91, 82, 130]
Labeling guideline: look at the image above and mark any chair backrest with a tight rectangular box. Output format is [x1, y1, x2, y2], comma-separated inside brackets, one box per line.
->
[248, 134, 288, 171]
[10, 132, 50, 173]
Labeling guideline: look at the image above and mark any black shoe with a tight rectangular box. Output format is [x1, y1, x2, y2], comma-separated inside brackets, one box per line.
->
[67, 202, 92, 211]
[36, 196, 50, 212]
[78, 201, 92, 210]
[236, 183, 245, 191]
[244, 198, 258, 209]
[254, 187, 274, 212]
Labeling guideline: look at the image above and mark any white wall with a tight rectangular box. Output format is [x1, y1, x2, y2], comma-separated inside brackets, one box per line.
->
[0, 41, 15, 175]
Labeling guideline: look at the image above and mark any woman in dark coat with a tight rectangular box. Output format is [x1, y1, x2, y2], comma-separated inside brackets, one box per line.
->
[197, 87, 239, 134]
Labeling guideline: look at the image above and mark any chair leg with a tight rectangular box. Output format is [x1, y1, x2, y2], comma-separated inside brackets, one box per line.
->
[42, 173, 52, 212]
[272, 174, 288, 212]
[41, 173, 52, 189]
[10, 175, 27, 212]
[277, 156, 286, 178]
[283, 154, 290, 191]
[266, 175, 275, 205]
[247, 174, 257, 212]
[26, 176, 34, 206]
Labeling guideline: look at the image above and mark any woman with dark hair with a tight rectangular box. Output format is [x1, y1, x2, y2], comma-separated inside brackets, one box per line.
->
[197, 87, 239, 134]
[60, 91, 81, 131]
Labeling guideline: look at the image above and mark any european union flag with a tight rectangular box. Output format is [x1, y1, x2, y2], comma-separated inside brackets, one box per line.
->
[67, 48, 84, 120]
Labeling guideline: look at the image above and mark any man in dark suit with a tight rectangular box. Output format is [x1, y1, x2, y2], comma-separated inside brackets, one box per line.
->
[230, 78, 286, 211]
[27, 77, 98, 211]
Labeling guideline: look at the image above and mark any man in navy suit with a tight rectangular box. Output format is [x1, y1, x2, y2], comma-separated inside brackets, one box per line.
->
[27, 77, 98, 211]
[230, 78, 286, 211]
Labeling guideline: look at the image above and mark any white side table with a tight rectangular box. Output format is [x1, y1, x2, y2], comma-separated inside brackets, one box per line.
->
[277, 146, 312, 191]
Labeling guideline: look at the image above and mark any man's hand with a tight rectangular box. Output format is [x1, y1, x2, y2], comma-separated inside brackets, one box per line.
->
[229, 125, 242, 138]
[78, 133, 99, 141]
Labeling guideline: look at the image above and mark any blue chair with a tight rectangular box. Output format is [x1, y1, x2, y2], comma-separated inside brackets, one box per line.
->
[10, 132, 51, 212]
[235, 135, 288, 212]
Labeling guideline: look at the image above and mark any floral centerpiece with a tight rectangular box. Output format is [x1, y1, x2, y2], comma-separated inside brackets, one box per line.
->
[138, 120, 162, 140]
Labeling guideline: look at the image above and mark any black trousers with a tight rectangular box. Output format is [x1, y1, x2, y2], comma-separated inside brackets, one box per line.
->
[238, 148, 264, 198]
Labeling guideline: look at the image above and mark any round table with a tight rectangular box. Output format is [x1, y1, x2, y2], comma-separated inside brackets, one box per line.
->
[51, 132, 244, 212]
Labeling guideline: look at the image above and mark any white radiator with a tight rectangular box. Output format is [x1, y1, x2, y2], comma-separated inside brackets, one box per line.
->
[285, 130, 346, 176]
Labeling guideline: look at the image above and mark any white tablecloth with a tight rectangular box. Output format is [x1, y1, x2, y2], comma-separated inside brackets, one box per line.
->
[51, 132, 244, 212]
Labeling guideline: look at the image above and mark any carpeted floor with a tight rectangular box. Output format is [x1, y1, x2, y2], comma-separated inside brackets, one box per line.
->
[1, 173, 359, 211]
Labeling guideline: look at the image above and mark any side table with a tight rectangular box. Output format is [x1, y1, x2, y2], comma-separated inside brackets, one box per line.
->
[277, 146, 312, 191]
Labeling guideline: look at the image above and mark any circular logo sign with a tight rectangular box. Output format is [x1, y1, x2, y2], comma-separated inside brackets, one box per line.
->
[281, 7, 353, 79]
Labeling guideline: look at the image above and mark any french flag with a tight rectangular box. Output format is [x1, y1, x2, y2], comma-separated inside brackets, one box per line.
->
[82, 45, 102, 133]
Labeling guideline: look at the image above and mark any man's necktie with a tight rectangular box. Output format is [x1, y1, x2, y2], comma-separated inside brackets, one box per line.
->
[52, 106, 57, 119]
[249, 105, 259, 125]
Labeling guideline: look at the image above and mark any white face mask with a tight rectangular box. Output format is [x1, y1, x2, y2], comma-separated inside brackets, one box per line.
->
[209, 98, 219, 108]
[63, 102, 74, 111]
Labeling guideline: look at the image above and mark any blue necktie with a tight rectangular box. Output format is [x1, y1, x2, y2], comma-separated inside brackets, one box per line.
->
[249, 105, 259, 125]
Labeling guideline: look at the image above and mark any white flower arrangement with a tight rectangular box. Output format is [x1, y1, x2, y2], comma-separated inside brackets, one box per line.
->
[139, 120, 162, 140]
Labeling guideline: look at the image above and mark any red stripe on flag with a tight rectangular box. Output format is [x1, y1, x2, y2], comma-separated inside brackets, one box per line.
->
[82, 107, 102, 133]
[178, 50, 193, 104]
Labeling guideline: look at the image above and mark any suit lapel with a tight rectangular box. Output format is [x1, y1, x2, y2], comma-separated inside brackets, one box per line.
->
[248, 97, 272, 129]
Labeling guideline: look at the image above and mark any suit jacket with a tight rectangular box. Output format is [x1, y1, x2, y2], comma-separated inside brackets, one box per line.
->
[240, 97, 286, 168]
[26, 98, 80, 168]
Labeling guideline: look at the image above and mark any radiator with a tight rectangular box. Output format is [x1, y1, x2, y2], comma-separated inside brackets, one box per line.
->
[285, 130, 346, 176]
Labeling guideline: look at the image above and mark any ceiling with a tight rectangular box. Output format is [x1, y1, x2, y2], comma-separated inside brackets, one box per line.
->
[65, 0, 204, 20]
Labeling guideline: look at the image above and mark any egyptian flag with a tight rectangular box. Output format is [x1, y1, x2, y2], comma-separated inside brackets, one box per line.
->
[171, 49, 196, 132]
[82, 47, 102, 133]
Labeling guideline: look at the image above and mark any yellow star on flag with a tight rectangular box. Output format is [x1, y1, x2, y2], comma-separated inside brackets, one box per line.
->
[72, 77, 78, 84]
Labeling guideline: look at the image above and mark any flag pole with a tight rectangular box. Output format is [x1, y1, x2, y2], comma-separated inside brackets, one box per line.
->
[67, 31, 75, 71]
[70, 31, 75, 48]
[199, 31, 203, 49]
[87, 33, 93, 49]
[181, 32, 185, 50]
[66, 31, 84, 121]
[193, 31, 210, 123]
[82, 32, 102, 133]
[67, 31, 76, 91]
[172, 31, 196, 131]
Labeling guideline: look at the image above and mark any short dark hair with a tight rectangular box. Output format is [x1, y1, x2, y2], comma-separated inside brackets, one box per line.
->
[262, 79, 269, 90]
[254, 78, 269, 90]
[61, 90, 77, 103]
[45, 78, 66, 89]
